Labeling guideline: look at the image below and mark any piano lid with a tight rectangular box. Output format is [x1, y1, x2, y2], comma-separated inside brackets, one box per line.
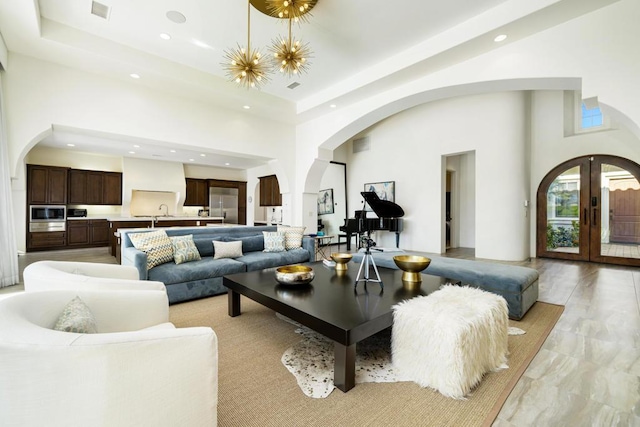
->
[361, 191, 404, 218]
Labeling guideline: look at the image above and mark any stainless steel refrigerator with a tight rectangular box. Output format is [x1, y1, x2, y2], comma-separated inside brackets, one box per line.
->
[209, 187, 239, 223]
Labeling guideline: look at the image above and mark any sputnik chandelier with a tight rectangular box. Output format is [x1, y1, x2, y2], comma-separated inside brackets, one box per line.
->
[222, 0, 270, 89]
[270, 18, 312, 76]
[223, 0, 316, 89]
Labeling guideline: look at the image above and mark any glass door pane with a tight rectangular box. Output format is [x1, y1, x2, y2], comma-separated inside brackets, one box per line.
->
[546, 166, 581, 254]
[600, 163, 640, 259]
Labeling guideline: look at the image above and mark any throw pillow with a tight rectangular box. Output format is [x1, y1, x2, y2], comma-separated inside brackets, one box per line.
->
[277, 225, 306, 250]
[53, 296, 97, 334]
[128, 230, 174, 270]
[213, 240, 243, 259]
[171, 235, 201, 265]
[263, 231, 286, 253]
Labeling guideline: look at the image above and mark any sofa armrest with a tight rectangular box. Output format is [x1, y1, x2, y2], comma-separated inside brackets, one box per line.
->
[302, 236, 314, 259]
[122, 247, 149, 280]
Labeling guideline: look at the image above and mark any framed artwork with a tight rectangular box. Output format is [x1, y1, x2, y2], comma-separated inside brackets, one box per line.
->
[317, 188, 334, 215]
[363, 181, 395, 211]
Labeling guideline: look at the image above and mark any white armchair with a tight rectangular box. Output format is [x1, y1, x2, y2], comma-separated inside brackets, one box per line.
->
[23, 260, 166, 292]
[0, 290, 218, 427]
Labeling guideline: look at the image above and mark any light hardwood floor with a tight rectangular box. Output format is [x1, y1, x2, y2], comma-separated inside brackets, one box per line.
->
[1, 246, 638, 425]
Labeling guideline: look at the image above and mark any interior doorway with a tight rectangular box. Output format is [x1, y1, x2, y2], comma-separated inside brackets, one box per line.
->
[536, 155, 640, 266]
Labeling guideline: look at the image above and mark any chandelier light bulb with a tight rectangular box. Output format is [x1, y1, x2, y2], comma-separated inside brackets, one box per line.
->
[284, 1, 289, 6]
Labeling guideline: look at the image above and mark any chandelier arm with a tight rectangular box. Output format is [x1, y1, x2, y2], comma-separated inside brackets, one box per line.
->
[247, 0, 251, 53]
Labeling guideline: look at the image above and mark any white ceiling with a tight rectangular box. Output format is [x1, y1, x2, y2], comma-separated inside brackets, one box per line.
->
[0, 0, 619, 169]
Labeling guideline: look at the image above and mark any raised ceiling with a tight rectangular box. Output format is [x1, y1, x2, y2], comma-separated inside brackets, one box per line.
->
[0, 0, 619, 167]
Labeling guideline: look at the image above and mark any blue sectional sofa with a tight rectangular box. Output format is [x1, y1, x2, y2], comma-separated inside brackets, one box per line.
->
[352, 251, 539, 320]
[121, 225, 314, 304]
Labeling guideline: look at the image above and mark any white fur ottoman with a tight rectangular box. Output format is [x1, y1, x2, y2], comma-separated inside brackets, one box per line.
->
[392, 285, 509, 399]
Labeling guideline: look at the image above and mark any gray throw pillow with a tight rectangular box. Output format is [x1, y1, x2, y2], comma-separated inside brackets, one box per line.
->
[53, 296, 97, 334]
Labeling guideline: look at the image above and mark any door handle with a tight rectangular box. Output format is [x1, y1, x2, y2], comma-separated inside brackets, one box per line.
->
[593, 208, 597, 226]
[584, 208, 588, 225]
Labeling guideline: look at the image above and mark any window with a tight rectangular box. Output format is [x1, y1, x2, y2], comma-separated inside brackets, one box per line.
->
[581, 103, 603, 129]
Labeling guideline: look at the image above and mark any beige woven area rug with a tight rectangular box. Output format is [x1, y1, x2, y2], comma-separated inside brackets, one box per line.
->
[170, 296, 563, 427]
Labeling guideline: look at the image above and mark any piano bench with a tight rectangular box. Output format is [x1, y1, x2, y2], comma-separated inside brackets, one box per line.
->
[336, 234, 349, 250]
[351, 252, 538, 320]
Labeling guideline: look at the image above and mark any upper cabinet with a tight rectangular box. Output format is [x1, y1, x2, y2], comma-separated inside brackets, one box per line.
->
[184, 178, 208, 206]
[259, 175, 282, 206]
[68, 169, 122, 205]
[27, 164, 68, 205]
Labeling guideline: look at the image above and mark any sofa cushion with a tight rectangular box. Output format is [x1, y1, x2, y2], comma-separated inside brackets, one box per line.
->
[170, 235, 201, 265]
[239, 248, 311, 272]
[129, 230, 174, 269]
[277, 225, 306, 250]
[263, 231, 286, 253]
[194, 238, 215, 257]
[223, 235, 264, 253]
[213, 240, 243, 259]
[148, 258, 246, 285]
[53, 296, 97, 334]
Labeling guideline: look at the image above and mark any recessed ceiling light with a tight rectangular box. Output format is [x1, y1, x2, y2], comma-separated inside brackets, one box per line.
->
[330, 104, 337, 108]
[159, 33, 171, 40]
[129, 151, 136, 154]
[130, 73, 140, 79]
[170, 149, 176, 153]
[166, 10, 186, 24]
[494, 34, 507, 42]
[243, 105, 250, 110]
[133, 144, 140, 148]
[225, 162, 230, 166]
[200, 154, 206, 157]
[66, 143, 75, 147]
[189, 159, 195, 162]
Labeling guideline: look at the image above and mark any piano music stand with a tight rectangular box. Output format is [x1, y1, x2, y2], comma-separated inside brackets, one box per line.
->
[354, 192, 405, 289]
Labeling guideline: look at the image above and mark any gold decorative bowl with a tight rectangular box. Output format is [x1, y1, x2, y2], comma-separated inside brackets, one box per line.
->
[393, 255, 431, 283]
[330, 253, 353, 271]
[275, 265, 315, 286]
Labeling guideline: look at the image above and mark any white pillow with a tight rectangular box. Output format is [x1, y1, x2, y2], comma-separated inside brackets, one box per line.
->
[213, 240, 243, 259]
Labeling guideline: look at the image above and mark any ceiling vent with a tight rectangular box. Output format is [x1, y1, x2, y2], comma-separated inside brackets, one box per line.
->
[91, 1, 111, 20]
[287, 82, 300, 90]
[352, 137, 371, 153]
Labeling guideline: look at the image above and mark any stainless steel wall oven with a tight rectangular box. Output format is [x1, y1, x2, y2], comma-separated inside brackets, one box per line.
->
[29, 205, 66, 232]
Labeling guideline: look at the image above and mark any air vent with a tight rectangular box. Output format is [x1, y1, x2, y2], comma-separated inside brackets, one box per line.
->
[352, 137, 371, 153]
[91, 1, 111, 20]
[287, 82, 300, 89]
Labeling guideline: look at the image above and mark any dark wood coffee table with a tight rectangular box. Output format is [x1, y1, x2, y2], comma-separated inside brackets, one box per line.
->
[223, 261, 447, 392]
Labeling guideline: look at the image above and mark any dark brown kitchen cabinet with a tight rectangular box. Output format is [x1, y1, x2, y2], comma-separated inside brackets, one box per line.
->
[185, 178, 208, 206]
[67, 169, 122, 205]
[67, 219, 110, 247]
[27, 164, 68, 205]
[67, 220, 90, 246]
[27, 232, 67, 251]
[103, 172, 122, 205]
[259, 175, 281, 206]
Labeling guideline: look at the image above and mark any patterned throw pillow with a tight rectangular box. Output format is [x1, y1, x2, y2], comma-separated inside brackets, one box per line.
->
[277, 225, 306, 250]
[171, 234, 201, 265]
[128, 230, 174, 270]
[263, 231, 286, 253]
[53, 296, 97, 334]
[213, 240, 243, 260]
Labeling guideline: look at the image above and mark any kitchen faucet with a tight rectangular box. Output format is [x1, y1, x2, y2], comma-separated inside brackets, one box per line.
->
[159, 204, 169, 217]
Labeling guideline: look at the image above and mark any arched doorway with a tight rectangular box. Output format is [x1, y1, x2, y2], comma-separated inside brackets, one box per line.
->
[537, 155, 640, 266]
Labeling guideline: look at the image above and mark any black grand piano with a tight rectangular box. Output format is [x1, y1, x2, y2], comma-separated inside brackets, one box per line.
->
[339, 191, 404, 251]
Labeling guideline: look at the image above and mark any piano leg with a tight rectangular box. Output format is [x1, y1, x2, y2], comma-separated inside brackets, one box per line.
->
[396, 232, 401, 248]
[345, 232, 352, 251]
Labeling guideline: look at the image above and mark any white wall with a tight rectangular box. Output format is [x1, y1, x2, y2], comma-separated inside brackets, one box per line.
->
[318, 163, 346, 236]
[346, 91, 529, 260]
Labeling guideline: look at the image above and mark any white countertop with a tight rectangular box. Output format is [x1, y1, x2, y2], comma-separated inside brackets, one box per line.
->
[106, 216, 224, 221]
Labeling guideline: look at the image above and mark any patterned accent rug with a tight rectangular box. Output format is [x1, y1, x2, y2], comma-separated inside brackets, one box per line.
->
[279, 314, 526, 399]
